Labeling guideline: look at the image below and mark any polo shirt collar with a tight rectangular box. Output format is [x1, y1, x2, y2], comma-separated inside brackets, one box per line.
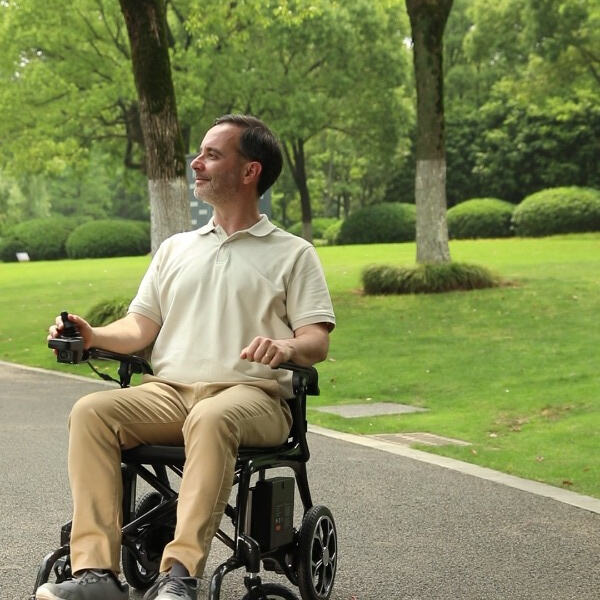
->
[197, 214, 276, 238]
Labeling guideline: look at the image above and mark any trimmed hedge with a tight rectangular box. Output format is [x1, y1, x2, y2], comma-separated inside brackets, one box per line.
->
[512, 187, 600, 237]
[338, 203, 416, 245]
[66, 219, 151, 259]
[447, 198, 515, 239]
[287, 217, 340, 239]
[0, 237, 26, 262]
[2, 217, 82, 261]
[362, 262, 499, 295]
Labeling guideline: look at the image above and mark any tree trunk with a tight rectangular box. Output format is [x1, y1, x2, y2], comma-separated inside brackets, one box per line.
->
[283, 138, 313, 243]
[119, 0, 190, 253]
[406, 0, 453, 264]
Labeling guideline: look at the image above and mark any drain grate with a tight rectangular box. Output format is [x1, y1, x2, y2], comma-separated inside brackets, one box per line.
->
[371, 432, 471, 447]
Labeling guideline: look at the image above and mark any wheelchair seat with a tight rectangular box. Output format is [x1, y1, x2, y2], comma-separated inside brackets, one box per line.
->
[32, 351, 337, 600]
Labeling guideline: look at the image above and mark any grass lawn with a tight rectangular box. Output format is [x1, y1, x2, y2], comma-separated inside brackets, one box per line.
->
[1, 234, 599, 497]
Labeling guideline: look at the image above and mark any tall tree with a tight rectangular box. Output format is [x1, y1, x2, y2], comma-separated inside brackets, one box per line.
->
[185, 0, 409, 241]
[405, 0, 453, 264]
[118, 0, 190, 252]
[0, 0, 142, 175]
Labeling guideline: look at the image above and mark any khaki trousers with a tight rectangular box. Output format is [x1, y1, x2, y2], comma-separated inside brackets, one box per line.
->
[67, 377, 292, 577]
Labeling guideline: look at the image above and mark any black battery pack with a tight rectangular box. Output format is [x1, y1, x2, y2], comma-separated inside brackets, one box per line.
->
[250, 476, 295, 551]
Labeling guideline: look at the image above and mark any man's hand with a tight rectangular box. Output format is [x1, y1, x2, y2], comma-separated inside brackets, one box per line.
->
[47, 311, 160, 356]
[47, 313, 94, 352]
[241, 323, 330, 368]
[240, 337, 293, 369]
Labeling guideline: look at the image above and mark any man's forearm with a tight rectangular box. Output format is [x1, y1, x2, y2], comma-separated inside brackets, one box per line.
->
[90, 313, 160, 355]
[284, 325, 330, 366]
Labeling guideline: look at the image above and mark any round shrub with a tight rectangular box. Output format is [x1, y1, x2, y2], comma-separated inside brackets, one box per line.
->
[133, 220, 151, 238]
[66, 220, 151, 259]
[0, 237, 26, 262]
[338, 203, 416, 245]
[512, 187, 600, 237]
[287, 217, 339, 239]
[447, 198, 515, 239]
[362, 262, 499, 295]
[9, 217, 81, 260]
[324, 220, 343, 245]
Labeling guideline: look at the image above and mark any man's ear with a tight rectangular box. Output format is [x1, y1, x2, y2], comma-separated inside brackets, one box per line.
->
[243, 161, 262, 184]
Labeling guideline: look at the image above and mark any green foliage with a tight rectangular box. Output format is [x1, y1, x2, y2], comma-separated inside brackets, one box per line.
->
[6, 217, 82, 261]
[287, 218, 339, 239]
[338, 203, 416, 245]
[324, 220, 343, 245]
[447, 198, 515, 239]
[362, 262, 499, 295]
[85, 297, 131, 326]
[512, 187, 600, 237]
[0, 237, 26, 262]
[66, 220, 151, 259]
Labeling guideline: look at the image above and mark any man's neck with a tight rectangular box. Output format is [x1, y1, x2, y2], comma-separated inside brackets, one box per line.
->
[212, 207, 262, 236]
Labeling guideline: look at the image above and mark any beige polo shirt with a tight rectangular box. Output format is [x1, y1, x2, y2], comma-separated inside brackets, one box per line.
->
[128, 215, 335, 396]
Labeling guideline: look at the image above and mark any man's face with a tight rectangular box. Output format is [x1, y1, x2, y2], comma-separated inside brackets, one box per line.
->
[190, 123, 246, 205]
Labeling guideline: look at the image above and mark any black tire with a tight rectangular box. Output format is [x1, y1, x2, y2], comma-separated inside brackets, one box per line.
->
[296, 506, 337, 600]
[121, 491, 173, 590]
[241, 582, 300, 600]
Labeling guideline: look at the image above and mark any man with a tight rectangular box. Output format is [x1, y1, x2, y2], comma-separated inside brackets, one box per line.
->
[38, 115, 335, 600]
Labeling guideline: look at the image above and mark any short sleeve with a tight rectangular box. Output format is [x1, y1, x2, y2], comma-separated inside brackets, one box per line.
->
[286, 246, 335, 332]
[128, 242, 165, 326]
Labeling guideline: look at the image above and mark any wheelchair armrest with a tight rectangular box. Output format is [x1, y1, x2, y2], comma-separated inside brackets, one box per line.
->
[277, 362, 320, 462]
[87, 348, 153, 388]
[277, 362, 319, 396]
[88, 348, 153, 374]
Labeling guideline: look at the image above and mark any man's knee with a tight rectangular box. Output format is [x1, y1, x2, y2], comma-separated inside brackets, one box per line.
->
[68, 390, 118, 430]
[182, 401, 240, 447]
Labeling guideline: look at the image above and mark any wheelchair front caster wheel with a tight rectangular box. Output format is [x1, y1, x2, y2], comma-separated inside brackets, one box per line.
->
[122, 491, 173, 590]
[296, 505, 337, 600]
[241, 582, 299, 599]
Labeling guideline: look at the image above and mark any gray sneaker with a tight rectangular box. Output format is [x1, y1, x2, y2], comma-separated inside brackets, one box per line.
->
[35, 570, 129, 600]
[143, 574, 199, 600]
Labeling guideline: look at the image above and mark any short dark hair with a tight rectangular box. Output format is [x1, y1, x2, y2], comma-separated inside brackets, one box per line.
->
[214, 114, 283, 197]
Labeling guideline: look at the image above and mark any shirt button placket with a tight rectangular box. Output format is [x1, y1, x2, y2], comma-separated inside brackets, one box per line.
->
[216, 241, 230, 265]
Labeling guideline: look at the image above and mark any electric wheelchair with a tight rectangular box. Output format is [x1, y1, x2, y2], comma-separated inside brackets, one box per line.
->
[33, 322, 338, 600]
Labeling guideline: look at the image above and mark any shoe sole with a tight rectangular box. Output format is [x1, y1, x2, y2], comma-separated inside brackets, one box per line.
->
[35, 588, 61, 600]
[35, 583, 128, 600]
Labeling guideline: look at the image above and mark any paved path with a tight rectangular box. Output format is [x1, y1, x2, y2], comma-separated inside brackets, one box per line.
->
[1, 362, 599, 600]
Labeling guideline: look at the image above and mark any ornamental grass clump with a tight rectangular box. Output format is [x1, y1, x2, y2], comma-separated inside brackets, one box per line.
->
[86, 297, 131, 326]
[86, 296, 153, 359]
[362, 262, 499, 295]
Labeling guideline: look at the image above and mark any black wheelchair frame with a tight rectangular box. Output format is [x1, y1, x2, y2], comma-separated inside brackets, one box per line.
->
[32, 348, 338, 600]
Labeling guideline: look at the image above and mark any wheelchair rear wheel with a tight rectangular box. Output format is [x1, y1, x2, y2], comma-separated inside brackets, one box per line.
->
[241, 582, 299, 599]
[122, 491, 173, 590]
[296, 505, 337, 600]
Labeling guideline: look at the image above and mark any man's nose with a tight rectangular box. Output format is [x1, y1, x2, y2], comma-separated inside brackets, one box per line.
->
[190, 155, 204, 170]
